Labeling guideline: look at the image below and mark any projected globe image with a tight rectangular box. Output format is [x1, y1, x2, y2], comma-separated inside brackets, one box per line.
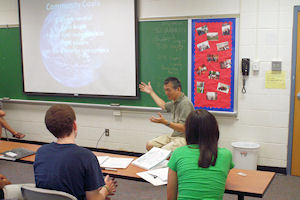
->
[40, 9, 108, 88]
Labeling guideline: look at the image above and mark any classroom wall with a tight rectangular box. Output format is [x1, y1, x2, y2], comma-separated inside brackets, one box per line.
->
[0, 0, 298, 168]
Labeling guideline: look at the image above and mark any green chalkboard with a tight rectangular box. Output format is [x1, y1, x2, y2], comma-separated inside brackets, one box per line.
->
[0, 20, 188, 107]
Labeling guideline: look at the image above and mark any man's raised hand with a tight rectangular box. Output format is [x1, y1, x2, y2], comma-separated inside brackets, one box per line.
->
[139, 82, 153, 94]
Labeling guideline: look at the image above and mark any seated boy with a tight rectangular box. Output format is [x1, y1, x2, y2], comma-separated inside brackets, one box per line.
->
[34, 104, 117, 200]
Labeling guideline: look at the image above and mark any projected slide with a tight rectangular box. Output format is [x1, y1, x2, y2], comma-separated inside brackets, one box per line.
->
[19, 0, 137, 97]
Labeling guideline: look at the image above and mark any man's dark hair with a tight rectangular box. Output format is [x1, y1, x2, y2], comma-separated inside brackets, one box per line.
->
[45, 104, 76, 138]
[164, 77, 182, 90]
[185, 109, 219, 168]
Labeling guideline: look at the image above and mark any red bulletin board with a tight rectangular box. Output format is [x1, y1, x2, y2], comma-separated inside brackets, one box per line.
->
[191, 18, 236, 112]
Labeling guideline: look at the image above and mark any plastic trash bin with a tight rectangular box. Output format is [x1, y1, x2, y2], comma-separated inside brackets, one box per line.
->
[231, 142, 260, 170]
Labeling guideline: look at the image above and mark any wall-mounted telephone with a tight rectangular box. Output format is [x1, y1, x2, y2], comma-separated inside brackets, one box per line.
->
[241, 58, 250, 93]
[242, 58, 250, 76]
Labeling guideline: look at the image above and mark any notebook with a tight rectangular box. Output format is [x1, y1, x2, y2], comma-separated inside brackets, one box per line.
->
[0, 148, 36, 161]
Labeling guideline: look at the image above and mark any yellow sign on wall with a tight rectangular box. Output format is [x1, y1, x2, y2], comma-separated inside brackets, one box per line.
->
[265, 71, 286, 89]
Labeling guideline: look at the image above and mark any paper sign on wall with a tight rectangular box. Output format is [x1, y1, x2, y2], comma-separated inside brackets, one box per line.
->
[265, 71, 286, 89]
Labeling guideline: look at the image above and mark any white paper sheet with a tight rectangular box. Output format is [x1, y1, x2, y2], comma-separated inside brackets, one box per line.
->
[147, 167, 169, 182]
[99, 157, 134, 169]
[137, 167, 169, 186]
[97, 156, 109, 165]
[0, 155, 16, 161]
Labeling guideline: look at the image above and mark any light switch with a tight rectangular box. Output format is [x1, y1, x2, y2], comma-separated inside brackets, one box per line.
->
[252, 60, 260, 72]
[272, 61, 282, 71]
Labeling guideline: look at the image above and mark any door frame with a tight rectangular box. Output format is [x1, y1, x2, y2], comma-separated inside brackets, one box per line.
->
[288, 6, 300, 175]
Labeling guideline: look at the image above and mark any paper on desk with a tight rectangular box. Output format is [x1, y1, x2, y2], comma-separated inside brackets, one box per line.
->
[99, 157, 134, 169]
[137, 167, 168, 186]
[147, 167, 169, 182]
[5, 152, 18, 157]
[97, 156, 109, 165]
[0, 155, 16, 161]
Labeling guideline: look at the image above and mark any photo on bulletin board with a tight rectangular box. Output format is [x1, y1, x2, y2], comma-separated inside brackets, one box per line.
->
[190, 18, 238, 113]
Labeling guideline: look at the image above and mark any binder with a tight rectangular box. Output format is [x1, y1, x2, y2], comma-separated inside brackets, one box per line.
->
[0, 148, 35, 161]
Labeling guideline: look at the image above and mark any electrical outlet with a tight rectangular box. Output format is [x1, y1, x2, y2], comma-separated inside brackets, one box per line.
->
[105, 129, 109, 136]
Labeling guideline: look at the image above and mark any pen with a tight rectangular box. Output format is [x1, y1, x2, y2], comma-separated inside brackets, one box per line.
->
[104, 168, 118, 171]
[149, 174, 158, 179]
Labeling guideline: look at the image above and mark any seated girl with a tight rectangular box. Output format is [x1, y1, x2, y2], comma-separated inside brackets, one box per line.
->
[167, 109, 234, 200]
[0, 110, 25, 139]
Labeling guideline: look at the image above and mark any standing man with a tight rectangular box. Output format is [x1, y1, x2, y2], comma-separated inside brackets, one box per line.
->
[34, 104, 117, 200]
[139, 77, 194, 151]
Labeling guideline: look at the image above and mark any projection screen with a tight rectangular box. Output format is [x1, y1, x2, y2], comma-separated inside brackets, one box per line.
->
[19, 0, 138, 98]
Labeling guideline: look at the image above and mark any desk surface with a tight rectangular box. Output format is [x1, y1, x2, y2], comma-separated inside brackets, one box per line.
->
[0, 140, 141, 178]
[0, 140, 275, 198]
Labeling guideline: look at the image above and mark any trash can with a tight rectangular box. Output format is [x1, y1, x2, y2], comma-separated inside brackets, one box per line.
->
[231, 142, 260, 170]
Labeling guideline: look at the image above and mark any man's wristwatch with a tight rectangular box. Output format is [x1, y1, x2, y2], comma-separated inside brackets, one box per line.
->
[166, 121, 171, 126]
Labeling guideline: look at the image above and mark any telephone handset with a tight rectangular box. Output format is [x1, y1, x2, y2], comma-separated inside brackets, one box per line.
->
[242, 58, 250, 76]
[241, 58, 250, 93]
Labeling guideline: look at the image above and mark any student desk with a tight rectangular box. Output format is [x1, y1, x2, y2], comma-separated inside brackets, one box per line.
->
[0, 140, 275, 200]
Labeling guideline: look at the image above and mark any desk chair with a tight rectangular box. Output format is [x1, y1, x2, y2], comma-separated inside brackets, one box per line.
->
[21, 185, 77, 200]
[3, 183, 35, 200]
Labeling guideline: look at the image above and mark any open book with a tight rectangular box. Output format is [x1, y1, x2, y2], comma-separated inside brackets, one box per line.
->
[132, 147, 171, 170]
[97, 156, 134, 169]
[0, 148, 35, 161]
